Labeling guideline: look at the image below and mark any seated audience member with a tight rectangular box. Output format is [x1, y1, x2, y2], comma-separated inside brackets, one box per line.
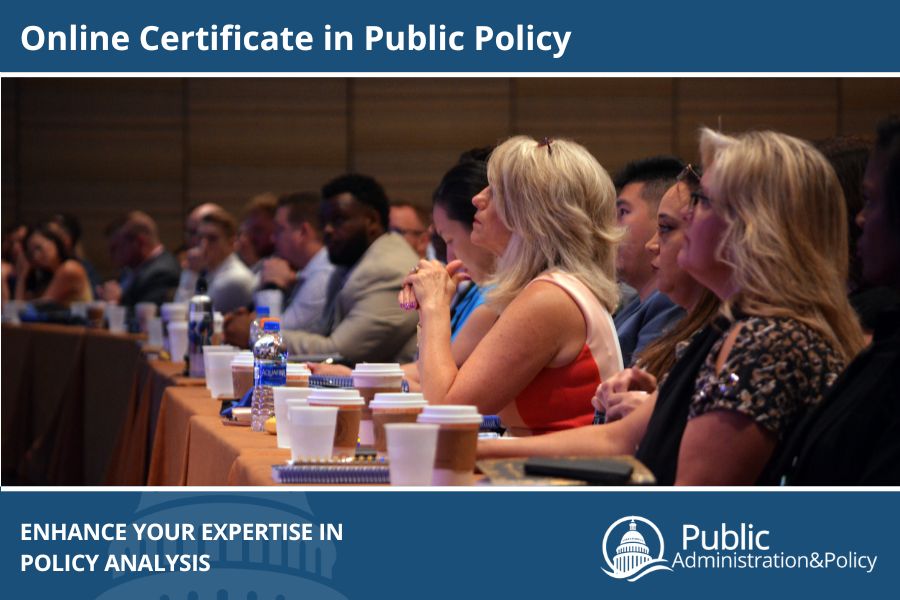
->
[48, 212, 101, 291]
[235, 193, 277, 274]
[100, 211, 181, 307]
[613, 156, 687, 366]
[280, 174, 420, 363]
[480, 129, 864, 485]
[197, 210, 256, 313]
[15, 222, 92, 306]
[225, 192, 336, 345]
[817, 136, 900, 333]
[310, 151, 498, 385]
[402, 136, 623, 436]
[390, 200, 433, 259]
[773, 116, 900, 485]
[2, 223, 28, 301]
[175, 202, 224, 302]
[594, 168, 720, 423]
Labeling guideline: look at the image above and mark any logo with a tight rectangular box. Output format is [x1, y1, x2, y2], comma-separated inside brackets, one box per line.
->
[602, 516, 673, 582]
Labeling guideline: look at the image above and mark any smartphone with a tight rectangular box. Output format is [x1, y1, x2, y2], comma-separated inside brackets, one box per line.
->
[523, 457, 634, 485]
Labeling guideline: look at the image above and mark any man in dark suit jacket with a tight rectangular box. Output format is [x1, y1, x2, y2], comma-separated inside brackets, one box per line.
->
[101, 211, 181, 308]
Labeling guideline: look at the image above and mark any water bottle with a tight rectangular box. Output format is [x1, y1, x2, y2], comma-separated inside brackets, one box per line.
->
[187, 272, 213, 378]
[251, 320, 287, 432]
[248, 305, 270, 348]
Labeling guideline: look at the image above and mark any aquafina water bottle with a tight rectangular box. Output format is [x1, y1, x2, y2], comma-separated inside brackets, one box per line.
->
[251, 319, 286, 431]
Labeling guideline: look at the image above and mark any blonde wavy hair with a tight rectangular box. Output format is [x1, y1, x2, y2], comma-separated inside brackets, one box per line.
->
[485, 135, 621, 312]
[699, 128, 866, 361]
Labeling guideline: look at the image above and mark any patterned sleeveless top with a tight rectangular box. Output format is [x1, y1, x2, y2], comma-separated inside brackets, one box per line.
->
[499, 272, 623, 436]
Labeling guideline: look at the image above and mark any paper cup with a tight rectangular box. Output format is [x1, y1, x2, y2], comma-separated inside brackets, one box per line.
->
[167, 321, 189, 364]
[106, 305, 127, 333]
[273, 387, 315, 449]
[307, 389, 365, 458]
[135, 302, 157, 333]
[230, 352, 255, 400]
[286, 405, 339, 463]
[417, 405, 482, 486]
[286, 362, 312, 388]
[147, 316, 165, 347]
[370, 393, 428, 457]
[386, 423, 439, 486]
[207, 350, 239, 398]
[352, 363, 404, 445]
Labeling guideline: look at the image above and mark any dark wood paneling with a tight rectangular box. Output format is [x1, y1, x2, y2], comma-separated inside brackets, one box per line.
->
[675, 78, 839, 161]
[187, 78, 348, 215]
[16, 79, 184, 278]
[515, 78, 675, 176]
[353, 78, 510, 205]
[840, 78, 900, 136]
[2, 79, 16, 228]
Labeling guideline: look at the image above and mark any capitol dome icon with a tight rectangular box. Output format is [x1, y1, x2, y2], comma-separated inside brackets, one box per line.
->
[613, 520, 652, 573]
[602, 515, 673, 582]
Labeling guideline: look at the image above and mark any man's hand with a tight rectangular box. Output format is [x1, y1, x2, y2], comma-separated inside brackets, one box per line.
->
[224, 307, 253, 348]
[260, 257, 297, 290]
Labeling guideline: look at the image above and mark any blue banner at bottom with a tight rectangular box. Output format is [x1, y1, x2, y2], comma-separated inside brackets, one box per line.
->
[0, 490, 896, 598]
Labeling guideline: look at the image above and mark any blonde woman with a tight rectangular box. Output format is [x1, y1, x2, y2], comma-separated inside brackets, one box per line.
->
[401, 136, 624, 435]
[480, 129, 864, 485]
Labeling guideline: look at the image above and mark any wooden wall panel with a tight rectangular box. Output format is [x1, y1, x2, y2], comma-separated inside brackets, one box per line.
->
[515, 78, 674, 175]
[352, 78, 510, 205]
[675, 78, 839, 161]
[16, 79, 183, 278]
[2, 79, 16, 229]
[187, 78, 348, 215]
[840, 78, 900, 136]
[4, 76, 897, 280]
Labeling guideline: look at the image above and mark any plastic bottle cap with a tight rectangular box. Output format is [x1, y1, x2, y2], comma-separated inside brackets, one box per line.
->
[263, 320, 281, 332]
[256, 306, 270, 317]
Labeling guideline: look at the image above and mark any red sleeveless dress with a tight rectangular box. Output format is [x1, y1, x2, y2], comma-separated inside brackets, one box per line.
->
[499, 272, 623, 436]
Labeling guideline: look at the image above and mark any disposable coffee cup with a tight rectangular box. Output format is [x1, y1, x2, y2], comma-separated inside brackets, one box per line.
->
[230, 352, 255, 399]
[167, 321, 189, 364]
[286, 405, 339, 463]
[106, 305, 127, 333]
[417, 405, 482, 486]
[87, 301, 107, 328]
[160, 303, 188, 352]
[286, 363, 312, 388]
[307, 389, 365, 458]
[135, 302, 157, 333]
[370, 393, 428, 457]
[352, 363, 404, 445]
[273, 387, 315, 448]
[206, 350, 239, 399]
[386, 423, 440, 486]
[147, 316, 165, 347]
[70, 302, 89, 320]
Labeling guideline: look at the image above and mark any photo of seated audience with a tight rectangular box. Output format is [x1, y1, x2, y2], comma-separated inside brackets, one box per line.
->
[2, 76, 898, 488]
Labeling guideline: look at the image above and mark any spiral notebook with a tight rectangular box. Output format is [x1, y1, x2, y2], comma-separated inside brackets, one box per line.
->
[272, 458, 390, 484]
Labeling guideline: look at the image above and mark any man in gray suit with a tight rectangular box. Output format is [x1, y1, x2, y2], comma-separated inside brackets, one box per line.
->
[281, 174, 420, 364]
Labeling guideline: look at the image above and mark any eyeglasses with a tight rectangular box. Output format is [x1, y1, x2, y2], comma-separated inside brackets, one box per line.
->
[677, 163, 701, 185]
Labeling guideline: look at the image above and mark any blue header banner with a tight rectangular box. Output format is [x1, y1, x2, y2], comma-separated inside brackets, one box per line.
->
[1, 490, 898, 599]
[2, 0, 899, 72]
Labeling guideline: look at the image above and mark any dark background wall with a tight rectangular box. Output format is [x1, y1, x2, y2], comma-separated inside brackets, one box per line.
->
[3, 77, 899, 278]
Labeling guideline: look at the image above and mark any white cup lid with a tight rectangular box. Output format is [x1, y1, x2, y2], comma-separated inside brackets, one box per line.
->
[417, 405, 482, 425]
[273, 387, 315, 401]
[352, 363, 404, 377]
[370, 393, 427, 409]
[287, 363, 312, 376]
[308, 388, 365, 406]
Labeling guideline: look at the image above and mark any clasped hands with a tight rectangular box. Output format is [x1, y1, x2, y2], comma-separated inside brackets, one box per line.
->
[592, 367, 658, 422]
[398, 259, 470, 314]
